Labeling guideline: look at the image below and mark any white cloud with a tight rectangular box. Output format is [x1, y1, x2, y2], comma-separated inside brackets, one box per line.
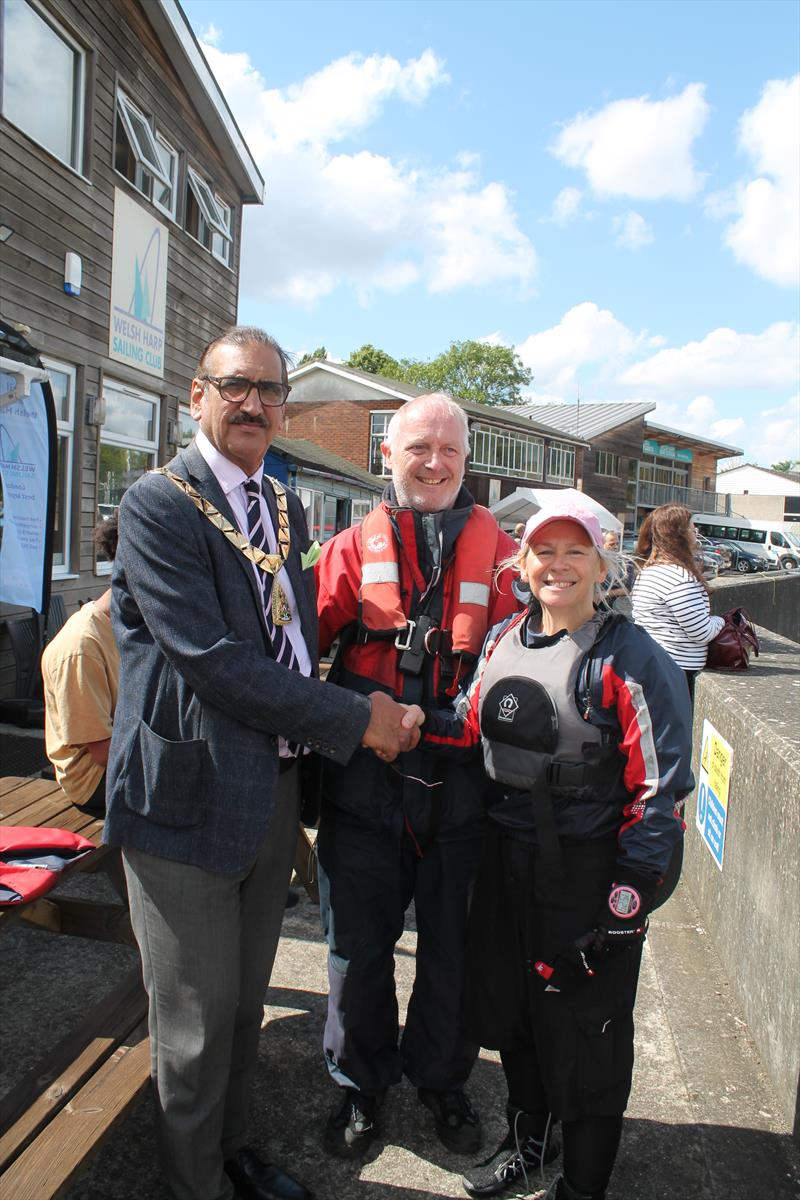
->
[550, 83, 709, 200]
[201, 41, 536, 306]
[515, 302, 639, 393]
[718, 76, 800, 287]
[748, 395, 800, 466]
[648, 396, 745, 447]
[618, 322, 799, 392]
[549, 187, 582, 224]
[613, 210, 654, 250]
[200, 22, 222, 46]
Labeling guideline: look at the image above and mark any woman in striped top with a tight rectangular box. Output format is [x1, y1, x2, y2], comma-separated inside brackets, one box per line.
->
[631, 503, 724, 701]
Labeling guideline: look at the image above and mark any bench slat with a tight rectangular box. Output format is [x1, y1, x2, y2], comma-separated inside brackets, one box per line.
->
[0, 1037, 151, 1200]
[0, 968, 147, 1171]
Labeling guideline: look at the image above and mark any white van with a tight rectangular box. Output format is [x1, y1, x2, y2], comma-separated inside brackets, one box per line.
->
[693, 515, 798, 569]
[736, 521, 800, 570]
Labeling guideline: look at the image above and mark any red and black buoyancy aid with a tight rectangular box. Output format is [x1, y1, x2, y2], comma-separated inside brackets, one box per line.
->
[346, 503, 507, 697]
[0, 826, 95, 905]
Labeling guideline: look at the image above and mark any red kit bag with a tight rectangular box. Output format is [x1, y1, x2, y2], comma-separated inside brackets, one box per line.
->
[0, 826, 95, 905]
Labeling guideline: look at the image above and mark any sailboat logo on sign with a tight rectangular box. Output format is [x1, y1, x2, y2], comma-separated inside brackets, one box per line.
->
[109, 187, 168, 378]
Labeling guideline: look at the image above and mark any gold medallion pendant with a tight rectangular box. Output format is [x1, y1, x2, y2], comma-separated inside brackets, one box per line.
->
[272, 580, 292, 625]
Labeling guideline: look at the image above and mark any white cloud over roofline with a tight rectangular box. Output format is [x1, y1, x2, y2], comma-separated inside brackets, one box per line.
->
[201, 40, 537, 306]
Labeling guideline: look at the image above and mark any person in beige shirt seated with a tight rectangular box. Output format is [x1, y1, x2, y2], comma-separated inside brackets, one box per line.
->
[42, 514, 119, 812]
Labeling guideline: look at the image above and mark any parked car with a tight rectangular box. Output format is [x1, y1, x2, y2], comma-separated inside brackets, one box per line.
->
[708, 538, 771, 574]
[697, 534, 731, 572]
[696, 549, 720, 579]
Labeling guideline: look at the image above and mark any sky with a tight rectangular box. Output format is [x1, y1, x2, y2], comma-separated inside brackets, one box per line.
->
[182, 0, 800, 468]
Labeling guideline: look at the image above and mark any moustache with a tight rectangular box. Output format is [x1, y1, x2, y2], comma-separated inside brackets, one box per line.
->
[229, 413, 269, 428]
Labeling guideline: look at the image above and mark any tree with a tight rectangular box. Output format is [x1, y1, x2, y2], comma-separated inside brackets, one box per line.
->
[297, 346, 328, 366]
[403, 340, 532, 406]
[771, 460, 799, 473]
[345, 344, 403, 378]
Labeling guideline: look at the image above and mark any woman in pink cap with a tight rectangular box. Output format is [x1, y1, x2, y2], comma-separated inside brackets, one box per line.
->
[422, 500, 693, 1200]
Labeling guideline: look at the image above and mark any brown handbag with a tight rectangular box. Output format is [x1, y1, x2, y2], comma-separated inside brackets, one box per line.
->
[706, 608, 760, 671]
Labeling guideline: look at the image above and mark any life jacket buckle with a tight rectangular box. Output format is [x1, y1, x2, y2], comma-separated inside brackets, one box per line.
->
[394, 620, 416, 651]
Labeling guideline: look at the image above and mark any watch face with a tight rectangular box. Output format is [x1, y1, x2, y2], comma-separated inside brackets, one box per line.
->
[608, 884, 641, 919]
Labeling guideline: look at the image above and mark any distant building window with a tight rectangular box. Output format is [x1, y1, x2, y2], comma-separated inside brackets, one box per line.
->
[298, 487, 338, 542]
[2, 0, 85, 170]
[186, 167, 233, 266]
[369, 412, 394, 475]
[471, 422, 543, 478]
[43, 357, 76, 574]
[596, 451, 620, 478]
[785, 496, 800, 516]
[115, 90, 178, 219]
[178, 404, 194, 448]
[350, 498, 374, 523]
[97, 380, 160, 570]
[547, 441, 575, 485]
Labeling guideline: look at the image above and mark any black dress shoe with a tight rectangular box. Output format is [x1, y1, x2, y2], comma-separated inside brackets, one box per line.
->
[224, 1146, 313, 1200]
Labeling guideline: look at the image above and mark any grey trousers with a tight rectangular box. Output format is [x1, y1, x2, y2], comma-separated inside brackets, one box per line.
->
[123, 765, 299, 1200]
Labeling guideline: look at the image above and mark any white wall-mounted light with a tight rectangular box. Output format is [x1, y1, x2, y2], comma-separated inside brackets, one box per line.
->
[64, 251, 82, 296]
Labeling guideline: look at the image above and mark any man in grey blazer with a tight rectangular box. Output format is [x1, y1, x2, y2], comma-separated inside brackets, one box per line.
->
[104, 326, 419, 1200]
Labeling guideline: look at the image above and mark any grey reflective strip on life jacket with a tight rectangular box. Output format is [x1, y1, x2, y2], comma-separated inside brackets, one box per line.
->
[361, 561, 401, 585]
[459, 581, 490, 607]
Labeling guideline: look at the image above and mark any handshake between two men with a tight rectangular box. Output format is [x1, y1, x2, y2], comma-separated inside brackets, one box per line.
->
[361, 692, 425, 762]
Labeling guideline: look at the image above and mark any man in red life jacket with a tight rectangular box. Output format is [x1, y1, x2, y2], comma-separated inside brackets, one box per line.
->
[315, 393, 519, 1160]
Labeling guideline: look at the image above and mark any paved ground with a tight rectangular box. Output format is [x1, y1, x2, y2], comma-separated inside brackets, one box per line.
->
[2, 873, 799, 1200]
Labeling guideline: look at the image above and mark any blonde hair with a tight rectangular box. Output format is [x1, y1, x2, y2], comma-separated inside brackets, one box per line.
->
[499, 538, 623, 605]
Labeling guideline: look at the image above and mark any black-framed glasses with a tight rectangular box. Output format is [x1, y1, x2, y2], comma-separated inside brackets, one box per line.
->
[201, 375, 291, 407]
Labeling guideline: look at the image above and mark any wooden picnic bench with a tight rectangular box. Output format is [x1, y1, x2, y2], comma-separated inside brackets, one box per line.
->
[0, 776, 150, 1200]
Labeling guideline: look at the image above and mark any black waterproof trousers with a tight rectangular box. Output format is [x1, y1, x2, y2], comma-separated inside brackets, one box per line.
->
[317, 810, 483, 1096]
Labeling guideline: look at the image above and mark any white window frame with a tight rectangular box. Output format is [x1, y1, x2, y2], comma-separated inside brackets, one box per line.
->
[470, 422, 543, 479]
[2, 0, 86, 172]
[115, 89, 179, 220]
[178, 403, 195, 448]
[152, 132, 179, 220]
[547, 441, 576, 485]
[117, 91, 171, 187]
[211, 196, 233, 266]
[596, 451, 620, 478]
[369, 411, 394, 476]
[350, 498, 374, 524]
[42, 356, 76, 577]
[96, 380, 160, 574]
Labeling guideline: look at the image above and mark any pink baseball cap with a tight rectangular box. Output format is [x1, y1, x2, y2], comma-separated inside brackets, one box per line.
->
[522, 503, 604, 550]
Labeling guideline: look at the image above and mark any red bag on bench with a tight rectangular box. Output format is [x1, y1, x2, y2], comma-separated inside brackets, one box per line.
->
[0, 826, 95, 905]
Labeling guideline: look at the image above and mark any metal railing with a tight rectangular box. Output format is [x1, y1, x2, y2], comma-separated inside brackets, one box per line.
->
[636, 481, 731, 515]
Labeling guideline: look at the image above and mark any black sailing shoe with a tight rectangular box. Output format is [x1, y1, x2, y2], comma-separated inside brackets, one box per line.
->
[462, 1119, 560, 1197]
[323, 1087, 383, 1160]
[418, 1087, 482, 1154]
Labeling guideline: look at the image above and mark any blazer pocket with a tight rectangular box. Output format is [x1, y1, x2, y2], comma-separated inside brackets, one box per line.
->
[124, 721, 208, 829]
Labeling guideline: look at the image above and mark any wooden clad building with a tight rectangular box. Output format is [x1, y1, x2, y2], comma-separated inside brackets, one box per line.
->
[0, 0, 263, 697]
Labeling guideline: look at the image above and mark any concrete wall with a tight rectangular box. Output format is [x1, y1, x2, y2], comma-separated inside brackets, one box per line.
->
[709, 571, 800, 643]
[685, 629, 800, 1136]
